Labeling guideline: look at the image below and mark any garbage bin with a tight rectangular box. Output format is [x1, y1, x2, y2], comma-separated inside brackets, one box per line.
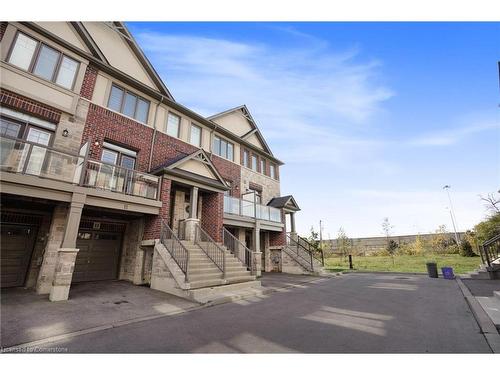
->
[426, 262, 438, 278]
[441, 267, 455, 280]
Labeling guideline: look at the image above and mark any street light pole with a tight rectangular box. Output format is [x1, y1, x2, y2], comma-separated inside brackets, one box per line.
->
[443, 185, 460, 244]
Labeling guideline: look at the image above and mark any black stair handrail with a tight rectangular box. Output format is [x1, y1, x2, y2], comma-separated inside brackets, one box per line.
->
[481, 233, 500, 268]
[194, 223, 226, 278]
[159, 219, 190, 282]
[223, 227, 253, 273]
[285, 234, 314, 272]
[297, 235, 325, 266]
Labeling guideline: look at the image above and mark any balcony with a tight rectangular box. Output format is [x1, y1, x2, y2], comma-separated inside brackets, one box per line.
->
[0, 136, 160, 200]
[223, 195, 282, 223]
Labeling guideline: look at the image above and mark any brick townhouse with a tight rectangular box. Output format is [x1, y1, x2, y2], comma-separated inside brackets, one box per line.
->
[0, 22, 323, 303]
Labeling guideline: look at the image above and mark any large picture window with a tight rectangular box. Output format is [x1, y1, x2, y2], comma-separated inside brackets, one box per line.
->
[212, 135, 234, 161]
[190, 124, 202, 147]
[7, 31, 79, 90]
[107, 84, 150, 123]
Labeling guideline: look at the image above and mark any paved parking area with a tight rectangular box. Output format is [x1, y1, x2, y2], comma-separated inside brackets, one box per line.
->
[3, 273, 492, 353]
[1, 280, 199, 348]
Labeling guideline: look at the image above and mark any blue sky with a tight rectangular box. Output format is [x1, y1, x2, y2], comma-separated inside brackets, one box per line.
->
[127, 22, 500, 238]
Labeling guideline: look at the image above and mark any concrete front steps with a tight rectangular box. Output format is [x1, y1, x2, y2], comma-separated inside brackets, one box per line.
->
[461, 263, 500, 280]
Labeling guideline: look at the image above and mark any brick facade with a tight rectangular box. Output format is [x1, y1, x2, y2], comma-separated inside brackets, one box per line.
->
[0, 22, 7, 42]
[150, 131, 198, 171]
[211, 155, 241, 197]
[143, 178, 172, 240]
[201, 192, 224, 243]
[269, 211, 286, 246]
[0, 88, 62, 124]
[79, 64, 98, 100]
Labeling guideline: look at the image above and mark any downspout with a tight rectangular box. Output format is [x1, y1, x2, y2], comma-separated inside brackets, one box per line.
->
[148, 97, 162, 172]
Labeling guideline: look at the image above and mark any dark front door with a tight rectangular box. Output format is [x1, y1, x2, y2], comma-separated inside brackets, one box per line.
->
[1, 224, 37, 287]
[73, 230, 122, 283]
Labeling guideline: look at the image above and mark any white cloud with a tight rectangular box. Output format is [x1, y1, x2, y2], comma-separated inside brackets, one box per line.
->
[409, 121, 500, 146]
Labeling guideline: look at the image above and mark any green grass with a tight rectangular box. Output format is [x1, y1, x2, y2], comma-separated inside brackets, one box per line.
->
[324, 254, 482, 274]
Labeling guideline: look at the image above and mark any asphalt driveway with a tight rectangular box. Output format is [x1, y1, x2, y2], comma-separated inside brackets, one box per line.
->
[3, 273, 492, 353]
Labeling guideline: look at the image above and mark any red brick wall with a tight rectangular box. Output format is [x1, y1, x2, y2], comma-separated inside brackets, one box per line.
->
[79, 64, 98, 100]
[0, 89, 62, 124]
[150, 131, 198, 171]
[201, 192, 224, 243]
[143, 178, 172, 240]
[82, 103, 154, 171]
[269, 210, 286, 246]
[211, 155, 241, 197]
[0, 22, 7, 42]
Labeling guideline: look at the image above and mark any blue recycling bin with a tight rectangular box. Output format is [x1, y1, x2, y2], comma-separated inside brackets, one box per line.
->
[441, 267, 455, 280]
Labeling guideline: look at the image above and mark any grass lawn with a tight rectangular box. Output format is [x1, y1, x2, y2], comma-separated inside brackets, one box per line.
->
[324, 254, 482, 274]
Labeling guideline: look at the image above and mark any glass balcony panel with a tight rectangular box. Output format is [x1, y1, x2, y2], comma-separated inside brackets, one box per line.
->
[241, 199, 255, 217]
[269, 207, 281, 222]
[0, 137, 29, 173]
[223, 195, 240, 215]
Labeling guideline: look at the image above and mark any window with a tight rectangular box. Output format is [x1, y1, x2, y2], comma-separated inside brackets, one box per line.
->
[26, 127, 51, 146]
[0, 118, 23, 138]
[212, 135, 234, 161]
[101, 142, 136, 169]
[260, 159, 266, 174]
[107, 84, 150, 123]
[7, 32, 79, 89]
[251, 155, 258, 171]
[270, 164, 276, 179]
[190, 124, 201, 147]
[243, 149, 249, 167]
[33, 45, 59, 81]
[166, 113, 180, 137]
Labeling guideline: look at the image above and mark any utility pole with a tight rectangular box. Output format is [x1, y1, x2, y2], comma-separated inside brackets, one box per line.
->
[443, 185, 460, 244]
[319, 220, 323, 251]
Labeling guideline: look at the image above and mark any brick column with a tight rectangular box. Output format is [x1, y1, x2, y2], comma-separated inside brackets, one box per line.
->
[201, 191, 224, 242]
[144, 178, 172, 240]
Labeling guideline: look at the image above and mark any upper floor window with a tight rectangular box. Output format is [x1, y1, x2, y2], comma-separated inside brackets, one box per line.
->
[243, 149, 249, 168]
[260, 159, 266, 174]
[251, 155, 258, 171]
[7, 32, 79, 90]
[190, 124, 202, 147]
[0, 116, 53, 146]
[101, 142, 136, 170]
[270, 164, 276, 179]
[107, 84, 150, 123]
[166, 112, 180, 138]
[212, 135, 234, 161]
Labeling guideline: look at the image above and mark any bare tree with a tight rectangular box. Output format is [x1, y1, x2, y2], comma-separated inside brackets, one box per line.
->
[382, 217, 396, 265]
[480, 192, 500, 214]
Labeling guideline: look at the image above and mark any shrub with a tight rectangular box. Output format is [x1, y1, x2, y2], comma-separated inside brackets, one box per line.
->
[459, 238, 476, 257]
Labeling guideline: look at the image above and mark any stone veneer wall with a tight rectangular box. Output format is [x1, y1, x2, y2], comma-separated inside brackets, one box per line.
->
[119, 217, 145, 282]
[240, 166, 280, 205]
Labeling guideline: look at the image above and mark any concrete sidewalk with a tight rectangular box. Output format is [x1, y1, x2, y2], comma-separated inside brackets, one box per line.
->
[1, 280, 199, 348]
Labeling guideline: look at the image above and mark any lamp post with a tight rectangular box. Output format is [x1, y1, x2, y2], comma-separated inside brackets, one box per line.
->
[443, 185, 460, 244]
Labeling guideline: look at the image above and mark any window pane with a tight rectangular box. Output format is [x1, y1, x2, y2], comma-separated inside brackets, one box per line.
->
[101, 149, 118, 165]
[220, 139, 227, 158]
[0, 118, 22, 138]
[26, 127, 51, 146]
[55, 56, 78, 89]
[260, 159, 265, 174]
[135, 98, 149, 123]
[190, 125, 201, 146]
[213, 136, 220, 155]
[227, 143, 233, 161]
[270, 165, 275, 179]
[166, 113, 180, 137]
[251, 155, 257, 171]
[33, 45, 60, 81]
[243, 150, 248, 167]
[108, 85, 124, 112]
[122, 92, 137, 118]
[120, 155, 136, 170]
[8, 33, 38, 70]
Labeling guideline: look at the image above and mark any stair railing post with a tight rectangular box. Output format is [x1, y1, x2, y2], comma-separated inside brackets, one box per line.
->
[310, 250, 314, 272]
[223, 248, 226, 279]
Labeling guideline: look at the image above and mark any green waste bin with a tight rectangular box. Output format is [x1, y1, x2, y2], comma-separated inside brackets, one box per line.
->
[426, 262, 438, 278]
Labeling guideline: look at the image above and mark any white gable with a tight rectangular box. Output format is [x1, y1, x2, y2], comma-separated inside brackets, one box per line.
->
[246, 133, 265, 151]
[81, 22, 158, 90]
[212, 111, 253, 137]
[177, 159, 218, 180]
[35, 22, 91, 53]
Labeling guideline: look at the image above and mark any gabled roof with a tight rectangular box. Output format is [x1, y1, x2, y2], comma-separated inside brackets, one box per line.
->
[208, 105, 274, 156]
[74, 22, 174, 100]
[268, 195, 301, 211]
[153, 149, 230, 191]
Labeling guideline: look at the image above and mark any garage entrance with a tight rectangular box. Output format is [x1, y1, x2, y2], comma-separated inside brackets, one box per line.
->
[72, 219, 125, 283]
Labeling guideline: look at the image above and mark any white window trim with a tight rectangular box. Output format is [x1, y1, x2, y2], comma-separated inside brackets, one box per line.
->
[102, 141, 137, 157]
[0, 107, 56, 131]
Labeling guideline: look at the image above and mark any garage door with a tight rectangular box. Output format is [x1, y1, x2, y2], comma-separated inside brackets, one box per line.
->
[73, 228, 123, 283]
[1, 224, 37, 287]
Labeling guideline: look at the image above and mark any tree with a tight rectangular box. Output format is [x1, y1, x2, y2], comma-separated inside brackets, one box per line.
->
[307, 226, 320, 251]
[459, 237, 476, 257]
[382, 217, 395, 264]
[479, 193, 500, 215]
[336, 227, 351, 259]
[474, 212, 500, 243]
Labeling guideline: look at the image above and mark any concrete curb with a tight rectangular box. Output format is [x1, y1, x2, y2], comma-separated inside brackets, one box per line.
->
[332, 270, 427, 276]
[456, 277, 500, 353]
[2, 274, 341, 351]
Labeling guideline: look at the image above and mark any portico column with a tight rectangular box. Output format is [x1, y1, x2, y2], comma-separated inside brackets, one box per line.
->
[49, 192, 85, 302]
[184, 186, 200, 241]
[289, 212, 298, 242]
[252, 221, 262, 277]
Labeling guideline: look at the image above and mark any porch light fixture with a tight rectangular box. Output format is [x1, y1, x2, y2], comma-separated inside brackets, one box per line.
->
[62, 129, 69, 137]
